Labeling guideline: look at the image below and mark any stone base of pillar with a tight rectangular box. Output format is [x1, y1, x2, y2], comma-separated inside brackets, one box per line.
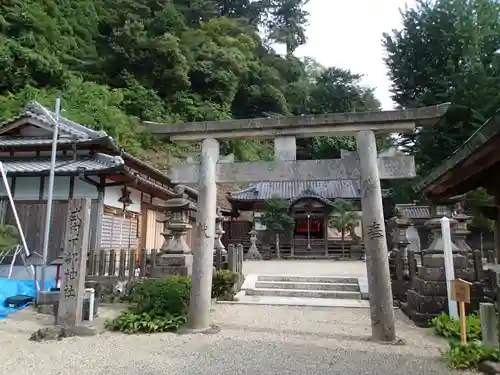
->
[149, 253, 193, 277]
[401, 255, 482, 327]
[391, 253, 410, 302]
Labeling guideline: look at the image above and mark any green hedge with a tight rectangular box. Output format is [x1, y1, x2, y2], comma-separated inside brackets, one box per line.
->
[105, 270, 239, 334]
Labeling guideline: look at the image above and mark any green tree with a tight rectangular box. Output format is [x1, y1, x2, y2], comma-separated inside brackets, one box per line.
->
[261, 0, 310, 54]
[0, 0, 384, 168]
[0, 224, 19, 254]
[329, 199, 361, 258]
[383, 0, 500, 176]
[464, 188, 494, 251]
[260, 197, 295, 258]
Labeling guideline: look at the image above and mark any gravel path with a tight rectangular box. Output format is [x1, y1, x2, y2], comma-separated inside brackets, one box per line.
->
[243, 259, 368, 277]
[0, 304, 479, 375]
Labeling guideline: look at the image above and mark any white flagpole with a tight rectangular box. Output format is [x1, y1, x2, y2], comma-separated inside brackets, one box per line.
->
[40, 97, 61, 292]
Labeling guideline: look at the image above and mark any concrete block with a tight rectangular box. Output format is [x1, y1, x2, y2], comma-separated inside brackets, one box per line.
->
[480, 303, 499, 349]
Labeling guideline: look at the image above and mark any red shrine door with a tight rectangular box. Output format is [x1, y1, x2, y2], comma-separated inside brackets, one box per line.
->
[293, 214, 325, 251]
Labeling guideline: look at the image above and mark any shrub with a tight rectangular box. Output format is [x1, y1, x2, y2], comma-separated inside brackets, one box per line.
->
[443, 340, 500, 369]
[104, 311, 187, 334]
[130, 276, 191, 316]
[430, 313, 500, 369]
[212, 270, 239, 301]
[105, 276, 191, 334]
[430, 313, 481, 341]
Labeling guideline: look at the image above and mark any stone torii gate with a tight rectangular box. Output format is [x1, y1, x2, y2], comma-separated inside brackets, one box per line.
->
[146, 104, 449, 342]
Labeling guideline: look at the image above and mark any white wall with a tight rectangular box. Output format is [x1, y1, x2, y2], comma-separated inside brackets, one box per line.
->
[13, 177, 41, 200]
[0, 176, 98, 200]
[103, 182, 141, 213]
[73, 178, 98, 199]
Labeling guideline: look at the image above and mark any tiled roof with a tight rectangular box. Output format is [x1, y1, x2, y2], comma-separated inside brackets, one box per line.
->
[228, 180, 392, 201]
[0, 136, 106, 147]
[0, 153, 124, 175]
[395, 204, 431, 219]
[0, 101, 106, 140]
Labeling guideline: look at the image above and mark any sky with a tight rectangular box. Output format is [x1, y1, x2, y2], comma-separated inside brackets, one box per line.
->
[290, 0, 417, 110]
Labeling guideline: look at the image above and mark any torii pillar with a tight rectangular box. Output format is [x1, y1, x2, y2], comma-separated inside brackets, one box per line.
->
[145, 104, 450, 341]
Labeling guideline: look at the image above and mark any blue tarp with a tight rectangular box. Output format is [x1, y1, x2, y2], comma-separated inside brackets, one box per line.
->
[0, 278, 56, 318]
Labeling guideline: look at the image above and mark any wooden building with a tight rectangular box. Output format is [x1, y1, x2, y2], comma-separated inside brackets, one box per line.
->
[224, 179, 394, 258]
[415, 108, 500, 260]
[0, 102, 202, 264]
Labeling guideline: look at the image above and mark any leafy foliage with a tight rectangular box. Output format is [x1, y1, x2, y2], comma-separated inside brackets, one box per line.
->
[329, 199, 360, 258]
[105, 276, 191, 334]
[105, 271, 240, 333]
[443, 340, 500, 369]
[465, 188, 495, 233]
[429, 313, 499, 369]
[383, 0, 500, 176]
[130, 276, 192, 317]
[0, 224, 19, 254]
[260, 197, 295, 258]
[212, 269, 239, 300]
[0, 0, 384, 166]
[105, 311, 187, 334]
[260, 198, 295, 236]
[430, 313, 482, 341]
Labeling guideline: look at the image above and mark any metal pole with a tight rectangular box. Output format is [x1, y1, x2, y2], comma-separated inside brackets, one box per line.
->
[307, 214, 311, 250]
[40, 97, 61, 292]
[441, 216, 459, 320]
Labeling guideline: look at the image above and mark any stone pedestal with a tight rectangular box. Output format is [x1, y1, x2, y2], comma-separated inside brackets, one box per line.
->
[150, 194, 196, 278]
[402, 214, 481, 327]
[388, 213, 411, 301]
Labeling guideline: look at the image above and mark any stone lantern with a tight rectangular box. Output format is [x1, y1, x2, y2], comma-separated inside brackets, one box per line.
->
[390, 211, 412, 301]
[404, 206, 477, 327]
[245, 228, 263, 260]
[151, 192, 196, 277]
[452, 212, 472, 257]
[214, 208, 226, 254]
[157, 212, 173, 252]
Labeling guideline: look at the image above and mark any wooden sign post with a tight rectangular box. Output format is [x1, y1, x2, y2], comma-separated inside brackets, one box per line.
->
[450, 278, 473, 345]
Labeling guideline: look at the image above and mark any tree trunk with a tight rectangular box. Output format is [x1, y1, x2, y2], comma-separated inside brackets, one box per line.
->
[341, 228, 345, 258]
[275, 233, 280, 259]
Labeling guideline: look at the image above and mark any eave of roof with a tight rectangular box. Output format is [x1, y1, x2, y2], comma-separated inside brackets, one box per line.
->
[0, 153, 125, 176]
[414, 109, 500, 194]
[0, 105, 183, 194]
[227, 180, 393, 201]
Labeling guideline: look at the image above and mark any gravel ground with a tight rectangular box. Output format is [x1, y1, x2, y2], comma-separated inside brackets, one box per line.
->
[0, 303, 479, 375]
[243, 260, 368, 277]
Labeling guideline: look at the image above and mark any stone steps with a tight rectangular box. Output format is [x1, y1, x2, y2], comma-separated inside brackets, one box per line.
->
[257, 275, 359, 284]
[225, 274, 368, 307]
[245, 288, 361, 299]
[254, 281, 360, 292]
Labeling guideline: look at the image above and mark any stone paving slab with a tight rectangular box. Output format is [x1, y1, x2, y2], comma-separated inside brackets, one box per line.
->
[223, 294, 371, 308]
